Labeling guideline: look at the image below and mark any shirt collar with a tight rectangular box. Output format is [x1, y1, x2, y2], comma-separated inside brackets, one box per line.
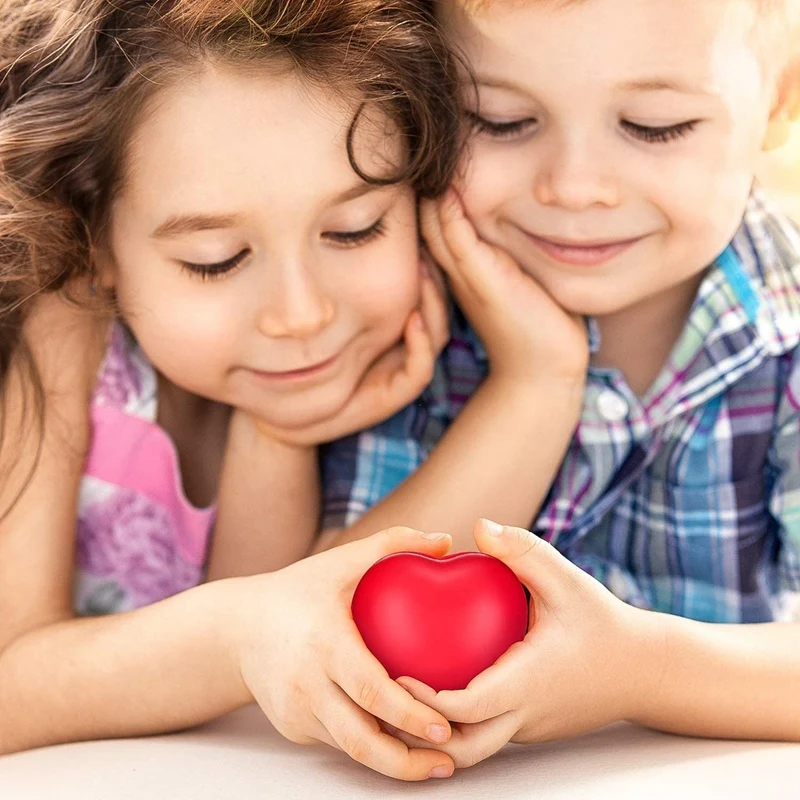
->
[640, 189, 800, 422]
[453, 189, 800, 407]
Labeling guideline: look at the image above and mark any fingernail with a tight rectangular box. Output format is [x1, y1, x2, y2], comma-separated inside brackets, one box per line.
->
[429, 765, 454, 779]
[426, 724, 450, 744]
[413, 312, 425, 330]
[482, 519, 504, 537]
[421, 532, 449, 540]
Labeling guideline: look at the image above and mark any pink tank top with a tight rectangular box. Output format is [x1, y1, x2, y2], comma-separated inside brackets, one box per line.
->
[73, 323, 216, 615]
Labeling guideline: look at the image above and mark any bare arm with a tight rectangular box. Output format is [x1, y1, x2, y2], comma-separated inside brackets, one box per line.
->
[316, 194, 589, 554]
[631, 613, 800, 740]
[316, 375, 583, 554]
[0, 296, 250, 753]
[0, 579, 254, 754]
[205, 410, 319, 580]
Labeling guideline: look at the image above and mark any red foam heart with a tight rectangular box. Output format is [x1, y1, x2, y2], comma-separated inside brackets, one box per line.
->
[351, 551, 529, 691]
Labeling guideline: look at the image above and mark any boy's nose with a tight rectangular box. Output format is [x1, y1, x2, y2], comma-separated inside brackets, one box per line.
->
[256, 266, 335, 340]
[534, 143, 620, 210]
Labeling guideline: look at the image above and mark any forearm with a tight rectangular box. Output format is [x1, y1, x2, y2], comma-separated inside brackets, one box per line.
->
[206, 411, 320, 580]
[319, 376, 583, 553]
[0, 578, 253, 755]
[630, 610, 800, 741]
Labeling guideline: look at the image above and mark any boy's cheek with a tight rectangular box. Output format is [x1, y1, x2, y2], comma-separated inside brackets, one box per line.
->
[457, 152, 522, 233]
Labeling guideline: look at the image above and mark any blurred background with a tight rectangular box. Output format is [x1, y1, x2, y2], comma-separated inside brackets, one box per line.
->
[758, 123, 800, 222]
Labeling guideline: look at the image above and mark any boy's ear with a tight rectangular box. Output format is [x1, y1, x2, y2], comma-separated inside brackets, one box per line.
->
[763, 59, 800, 152]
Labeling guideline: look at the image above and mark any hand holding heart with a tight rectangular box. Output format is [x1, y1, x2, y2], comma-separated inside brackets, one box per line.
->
[383, 519, 659, 770]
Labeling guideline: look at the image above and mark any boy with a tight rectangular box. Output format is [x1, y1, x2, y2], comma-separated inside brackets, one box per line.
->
[318, 0, 800, 766]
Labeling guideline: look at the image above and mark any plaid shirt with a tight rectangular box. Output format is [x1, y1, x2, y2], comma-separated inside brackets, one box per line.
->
[321, 191, 800, 623]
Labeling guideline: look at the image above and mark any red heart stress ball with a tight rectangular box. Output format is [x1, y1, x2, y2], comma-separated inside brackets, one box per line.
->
[351, 552, 529, 692]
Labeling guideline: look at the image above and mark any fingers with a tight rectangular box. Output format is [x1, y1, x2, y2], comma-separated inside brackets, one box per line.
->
[335, 527, 452, 582]
[330, 635, 453, 745]
[384, 711, 521, 770]
[397, 666, 520, 725]
[420, 198, 456, 274]
[393, 311, 437, 393]
[318, 684, 455, 781]
[418, 259, 451, 357]
[473, 519, 589, 602]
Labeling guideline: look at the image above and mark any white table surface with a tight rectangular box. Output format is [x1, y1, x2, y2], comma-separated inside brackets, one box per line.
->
[1, 705, 798, 799]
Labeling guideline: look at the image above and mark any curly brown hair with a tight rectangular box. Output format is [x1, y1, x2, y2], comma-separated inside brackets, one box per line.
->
[0, 0, 462, 501]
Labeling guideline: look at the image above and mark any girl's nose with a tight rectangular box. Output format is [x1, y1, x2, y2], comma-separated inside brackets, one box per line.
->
[256, 264, 335, 339]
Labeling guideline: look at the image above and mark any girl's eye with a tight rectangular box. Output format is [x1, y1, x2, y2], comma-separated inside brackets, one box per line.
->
[180, 249, 249, 281]
[323, 217, 386, 247]
[465, 111, 537, 140]
[621, 120, 698, 144]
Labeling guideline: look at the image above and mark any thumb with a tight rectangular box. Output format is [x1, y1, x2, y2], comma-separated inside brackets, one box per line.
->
[340, 526, 452, 580]
[473, 518, 583, 602]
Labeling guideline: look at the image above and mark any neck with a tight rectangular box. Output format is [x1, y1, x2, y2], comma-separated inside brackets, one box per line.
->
[592, 272, 706, 397]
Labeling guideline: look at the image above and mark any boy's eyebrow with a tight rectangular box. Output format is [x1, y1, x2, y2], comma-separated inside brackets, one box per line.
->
[473, 74, 712, 97]
[151, 213, 241, 239]
[620, 78, 712, 96]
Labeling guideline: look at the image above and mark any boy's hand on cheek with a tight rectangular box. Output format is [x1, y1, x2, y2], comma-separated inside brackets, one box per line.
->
[382, 519, 657, 769]
[249, 259, 449, 447]
[421, 192, 588, 388]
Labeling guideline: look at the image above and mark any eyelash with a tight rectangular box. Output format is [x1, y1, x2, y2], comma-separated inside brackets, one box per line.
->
[179, 219, 387, 280]
[323, 217, 386, 247]
[467, 111, 698, 145]
[621, 120, 698, 143]
[180, 250, 249, 281]
[466, 112, 535, 140]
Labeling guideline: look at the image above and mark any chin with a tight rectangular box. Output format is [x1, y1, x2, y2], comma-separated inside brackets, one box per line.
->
[260, 387, 356, 431]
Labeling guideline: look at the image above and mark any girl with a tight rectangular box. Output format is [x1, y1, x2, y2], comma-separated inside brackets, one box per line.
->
[0, 0, 462, 780]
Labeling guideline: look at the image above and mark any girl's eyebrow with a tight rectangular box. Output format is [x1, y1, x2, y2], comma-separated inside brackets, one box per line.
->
[151, 213, 241, 239]
[151, 185, 389, 239]
[332, 181, 381, 205]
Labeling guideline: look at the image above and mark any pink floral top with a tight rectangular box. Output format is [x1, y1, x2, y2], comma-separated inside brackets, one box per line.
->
[73, 323, 216, 615]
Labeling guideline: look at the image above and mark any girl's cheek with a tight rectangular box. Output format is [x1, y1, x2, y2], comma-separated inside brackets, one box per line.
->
[356, 251, 420, 329]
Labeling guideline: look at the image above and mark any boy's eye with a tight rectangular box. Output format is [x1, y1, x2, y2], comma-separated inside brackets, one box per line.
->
[323, 217, 386, 247]
[465, 111, 537, 140]
[621, 120, 698, 144]
[180, 249, 250, 280]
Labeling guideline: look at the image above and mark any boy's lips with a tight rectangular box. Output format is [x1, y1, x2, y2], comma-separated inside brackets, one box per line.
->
[524, 231, 645, 266]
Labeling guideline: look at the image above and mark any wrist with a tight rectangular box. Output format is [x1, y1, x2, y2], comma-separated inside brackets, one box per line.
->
[485, 370, 586, 413]
[205, 576, 267, 706]
[616, 605, 672, 725]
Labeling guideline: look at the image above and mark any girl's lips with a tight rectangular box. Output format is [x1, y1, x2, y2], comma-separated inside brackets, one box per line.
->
[250, 351, 342, 383]
[525, 231, 644, 266]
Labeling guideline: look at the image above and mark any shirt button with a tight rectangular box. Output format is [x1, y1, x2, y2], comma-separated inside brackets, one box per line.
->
[596, 389, 629, 422]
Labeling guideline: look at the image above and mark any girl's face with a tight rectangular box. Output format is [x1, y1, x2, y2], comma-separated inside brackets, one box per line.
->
[104, 63, 421, 428]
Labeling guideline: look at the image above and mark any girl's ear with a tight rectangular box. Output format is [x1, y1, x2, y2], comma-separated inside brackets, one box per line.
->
[91, 239, 117, 292]
[763, 59, 800, 152]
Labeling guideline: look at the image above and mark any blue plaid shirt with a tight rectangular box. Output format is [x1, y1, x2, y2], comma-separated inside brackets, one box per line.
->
[321, 191, 800, 623]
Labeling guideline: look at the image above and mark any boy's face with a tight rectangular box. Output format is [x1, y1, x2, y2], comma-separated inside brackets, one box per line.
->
[440, 0, 780, 317]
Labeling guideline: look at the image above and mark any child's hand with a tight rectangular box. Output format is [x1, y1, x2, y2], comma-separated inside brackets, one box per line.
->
[251, 257, 449, 446]
[230, 526, 457, 781]
[422, 191, 588, 386]
[381, 519, 654, 770]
